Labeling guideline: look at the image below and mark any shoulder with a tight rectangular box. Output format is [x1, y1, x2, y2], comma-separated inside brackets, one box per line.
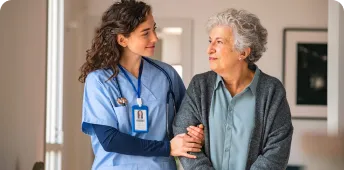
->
[143, 57, 180, 79]
[189, 71, 217, 87]
[192, 71, 217, 80]
[186, 71, 217, 98]
[144, 57, 175, 73]
[85, 68, 114, 86]
[258, 71, 286, 96]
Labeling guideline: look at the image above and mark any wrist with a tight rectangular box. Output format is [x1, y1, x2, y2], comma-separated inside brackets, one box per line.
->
[165, 140, 172, 156]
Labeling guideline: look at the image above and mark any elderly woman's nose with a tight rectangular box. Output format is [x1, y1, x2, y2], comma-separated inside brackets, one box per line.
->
[207, 44, 215, 54]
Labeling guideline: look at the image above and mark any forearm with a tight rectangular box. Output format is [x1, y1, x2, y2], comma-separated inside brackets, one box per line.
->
[250, 122, 293, 169]
[173, 109, 214, 169]
[92, 124, 170, 157]
[172, 77, 215, 169]
[250, 155, 286, 170]
[178, 154, 215, 170]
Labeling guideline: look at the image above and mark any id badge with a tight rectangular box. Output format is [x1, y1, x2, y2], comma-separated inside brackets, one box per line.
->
[132, 105, 149, 133]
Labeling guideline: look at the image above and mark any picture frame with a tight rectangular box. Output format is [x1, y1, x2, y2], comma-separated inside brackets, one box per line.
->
[282, 28, 327, 119]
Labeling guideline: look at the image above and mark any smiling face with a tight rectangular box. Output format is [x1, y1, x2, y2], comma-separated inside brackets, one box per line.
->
[207, 26, 242, 74]
[120, 13, 158, 57]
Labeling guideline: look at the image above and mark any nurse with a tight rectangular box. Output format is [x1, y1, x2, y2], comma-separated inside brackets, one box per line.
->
[78, 0, 204, 170]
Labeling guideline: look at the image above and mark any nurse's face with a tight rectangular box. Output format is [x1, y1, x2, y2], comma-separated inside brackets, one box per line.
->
[207, 26, 241, 75]
[122, 13, 158, 57]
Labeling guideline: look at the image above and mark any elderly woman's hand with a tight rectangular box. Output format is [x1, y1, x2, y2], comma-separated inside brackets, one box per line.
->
[170, 133, 203, 158]
[187, 124, 205, 146]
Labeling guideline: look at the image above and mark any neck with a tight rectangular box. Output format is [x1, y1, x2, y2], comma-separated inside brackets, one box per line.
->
[220, 63, 254, 96]
[119, 53, 142, 78]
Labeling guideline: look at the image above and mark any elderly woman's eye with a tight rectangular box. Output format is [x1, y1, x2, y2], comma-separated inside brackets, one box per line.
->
[208, 40, 212, 43]
[217, 41, 222, 44]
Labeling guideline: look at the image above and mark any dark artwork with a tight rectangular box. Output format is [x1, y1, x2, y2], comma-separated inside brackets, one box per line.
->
[287, 165, 304, 170]
[296, 43, 327, 105]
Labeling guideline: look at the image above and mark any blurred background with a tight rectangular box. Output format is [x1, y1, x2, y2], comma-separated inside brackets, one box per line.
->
[0, 0, 343, 169]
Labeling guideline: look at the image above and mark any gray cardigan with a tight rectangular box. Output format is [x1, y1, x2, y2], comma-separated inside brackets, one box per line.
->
[172, 70, 293, 170]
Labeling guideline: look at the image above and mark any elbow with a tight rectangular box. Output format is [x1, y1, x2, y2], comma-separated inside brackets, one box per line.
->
[103, 147, 112, 153]
[99, 141, 112, 152]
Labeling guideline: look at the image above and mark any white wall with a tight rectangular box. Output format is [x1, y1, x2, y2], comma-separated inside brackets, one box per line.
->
[161, 34, 182, 64]
[0, 0, 46, 169]
[0, 0, 93, 169]
[87, 0, 328, 80]
[0, 0, 331, 169]
[85, 0, 328, 167]
[151, 39, 163, 61]
[328, 0, 344, 135]
[63, 0, 93, 169]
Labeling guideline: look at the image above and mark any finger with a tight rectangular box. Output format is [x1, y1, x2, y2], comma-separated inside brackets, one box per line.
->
[187, 127, 204, 136]
[188, 128, 205, 143]
[187, 127, 203, 136]
[184, 135, 202, 144]
[176, 133, 186, 137]
[185, 142, 202, 149]
[187, 135, 203, 146]
[184, 136, 202, 144]
[182, 152, 197, 159]
[187, 131, 202, 140]
[186, 129, 203, 141]
[198, 124, 204, 129]
[184, 147, 202, 152]
[187, 131, 203, 141]
[188, 126, 204, 134]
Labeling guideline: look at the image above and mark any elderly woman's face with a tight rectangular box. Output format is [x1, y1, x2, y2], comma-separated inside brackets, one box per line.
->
[207, 26, 241, 74]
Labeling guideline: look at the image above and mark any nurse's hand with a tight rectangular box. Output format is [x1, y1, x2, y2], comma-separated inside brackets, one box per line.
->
[186, 124, 204, 145]
[170, 133, 202, 159]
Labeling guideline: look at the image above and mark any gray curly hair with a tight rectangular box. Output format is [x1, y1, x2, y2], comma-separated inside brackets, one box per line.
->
[206, 8, 268, 65]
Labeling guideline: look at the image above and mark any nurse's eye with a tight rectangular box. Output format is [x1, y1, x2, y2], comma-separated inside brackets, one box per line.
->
[143, 32, 149, 36]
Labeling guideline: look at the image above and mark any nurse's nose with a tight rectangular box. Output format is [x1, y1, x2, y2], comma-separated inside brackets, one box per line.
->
[151, 31, 158, 43]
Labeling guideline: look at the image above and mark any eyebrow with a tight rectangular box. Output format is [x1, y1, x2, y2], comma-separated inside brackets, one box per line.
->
[209, 37, 223, 40]
[140, 23, 156, 33]
[210, 36, 231, 43]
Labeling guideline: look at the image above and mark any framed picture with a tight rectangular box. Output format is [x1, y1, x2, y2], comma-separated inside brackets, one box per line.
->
[282, 28, 327, 119]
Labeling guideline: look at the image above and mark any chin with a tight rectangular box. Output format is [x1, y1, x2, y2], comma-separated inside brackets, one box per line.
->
[142, 52, 154, 57]
[211, 68, 219, 73]
[209, 63, 217, 71]
[143, 48, 155, 56]
[209, 65, 223, 74]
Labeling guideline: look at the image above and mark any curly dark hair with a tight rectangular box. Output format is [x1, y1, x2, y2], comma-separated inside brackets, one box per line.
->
[78, 0, 151, 83]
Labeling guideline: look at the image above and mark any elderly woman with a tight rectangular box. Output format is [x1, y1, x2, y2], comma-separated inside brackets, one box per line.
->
[173, 8, 293, 170]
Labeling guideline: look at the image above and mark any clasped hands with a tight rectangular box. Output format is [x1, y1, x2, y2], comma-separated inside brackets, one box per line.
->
[170, 124, 205, 158]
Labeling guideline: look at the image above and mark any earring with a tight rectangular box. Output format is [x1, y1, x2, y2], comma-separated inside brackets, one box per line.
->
[239, 57, 242, 61]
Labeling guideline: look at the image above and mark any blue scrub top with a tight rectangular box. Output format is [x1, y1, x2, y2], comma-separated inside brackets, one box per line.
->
[81, 58, 185, 170]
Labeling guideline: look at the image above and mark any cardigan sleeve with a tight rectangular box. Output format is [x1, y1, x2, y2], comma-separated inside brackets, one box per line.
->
[173, 75, 215, 170]
[250, 94, 294, 170]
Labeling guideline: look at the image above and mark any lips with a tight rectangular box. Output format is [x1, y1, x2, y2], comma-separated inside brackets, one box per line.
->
[146, 46, 155, 48]
[209, 57, 217, 60]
